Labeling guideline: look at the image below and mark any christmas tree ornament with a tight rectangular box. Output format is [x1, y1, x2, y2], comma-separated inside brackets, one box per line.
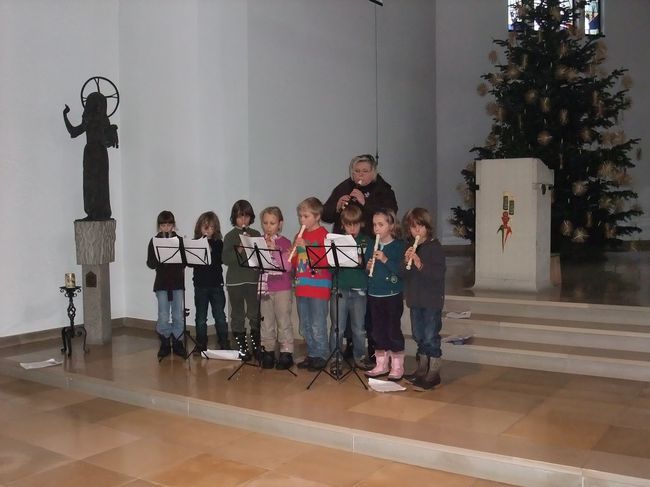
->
[506, 65, 521, 79]
[555, 65, 568, 79]
[604, 224, 617, 239]
[558, 43, 568, 58]
[488, 50, 498, 64]
[613, 130, 627, 146]
[520, 54, 528, 70]
[540, 97, 551, 113]
[615, 170, 631, 187]
[496, 106, 507, 122]
[560, 220, 574, 237]
[572, 181, 588, 196]
[486, 102, 498, 116]
[524, 89, 538, 104]
[622, 75, 633, 89]
[558, 109, 569, 125]
[485, 133, 497, 148]
[599, 196, 613, 210]
[477, 83, 488, 96]
[572, 228, 588, 243]
[591, 91, 599, 106]
[580, 127, 592, 142]
[566, 68, 579, 81]
[537, 131, 553, 146]
[598, 162, 614, 179]
[453, 225, 468, 238]
[585, 212, 593, 228]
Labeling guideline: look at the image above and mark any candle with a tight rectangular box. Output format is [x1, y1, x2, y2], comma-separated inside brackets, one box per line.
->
[65, 273, 76, 288]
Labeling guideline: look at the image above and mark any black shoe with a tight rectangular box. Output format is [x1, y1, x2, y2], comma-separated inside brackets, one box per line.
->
[157, 334, 171, 360]
[308, 357, 327, 371]
[276, 352, 294, 370]
[171, 336, 187, 357]
[354, 356, 374, 371]
[250, 331, 262, 361]
[296, 357, 312, 369]
[233, 333, 250, 361]
[261, 351, 276, 369]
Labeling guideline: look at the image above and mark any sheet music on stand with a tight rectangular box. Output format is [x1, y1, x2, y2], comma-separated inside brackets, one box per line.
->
[153, 236, 183, 264]
[239, 235, 282, 272]
[152, 236, 211, 265]
[184, 237, 211, 265]
[325, 233, 362, 268]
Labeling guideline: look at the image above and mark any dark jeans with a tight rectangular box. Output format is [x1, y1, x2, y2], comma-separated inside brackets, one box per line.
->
[368, 293, 404, 352]
[194, 285, 228, 344]
[227, 283, 260, 334]
[410, 307, 442, 358]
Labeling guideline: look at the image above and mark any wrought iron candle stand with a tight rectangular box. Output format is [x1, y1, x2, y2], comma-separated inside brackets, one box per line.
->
[59, 286, 88, 357]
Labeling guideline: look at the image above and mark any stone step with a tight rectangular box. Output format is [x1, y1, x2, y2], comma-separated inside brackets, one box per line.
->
[444, 294, 650, 326]
[442, 313, 650, 353]
[440, 337, 650, 382]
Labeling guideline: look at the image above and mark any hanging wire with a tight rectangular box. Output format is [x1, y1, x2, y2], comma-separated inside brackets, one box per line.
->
[374, 4, 380, 162]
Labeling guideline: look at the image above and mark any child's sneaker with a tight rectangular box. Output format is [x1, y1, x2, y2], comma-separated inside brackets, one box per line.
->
[296, 357, 312, 369]
[308, 357, 327, 371]
[354, 356, 374, 371]
[276, 352, 294, 370]
[261, 351, 275, 369]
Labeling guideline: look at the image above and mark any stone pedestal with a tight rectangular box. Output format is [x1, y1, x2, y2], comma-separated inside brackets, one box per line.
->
[473, 158, 554, 292]
[74, 219, 116, 345]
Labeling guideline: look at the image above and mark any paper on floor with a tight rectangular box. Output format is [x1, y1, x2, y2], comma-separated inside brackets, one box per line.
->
[202, 349, 241, 360]
[442, 335, 473, 345]
[20, 358, 63, 369]
[445, 310, 471, 319]
[367, 378, 407, 392]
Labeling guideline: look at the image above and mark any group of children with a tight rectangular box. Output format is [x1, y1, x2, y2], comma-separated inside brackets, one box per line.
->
[147, 197, 446, 390]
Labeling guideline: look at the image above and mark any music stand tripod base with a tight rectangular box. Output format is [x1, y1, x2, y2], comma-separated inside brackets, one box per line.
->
[304, 242, 368, 390]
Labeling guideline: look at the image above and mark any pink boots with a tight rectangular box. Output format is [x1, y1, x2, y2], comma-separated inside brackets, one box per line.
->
[365, 350, 390, 377]
[387, 351, 404, 381]
[364, 350, 405, 380]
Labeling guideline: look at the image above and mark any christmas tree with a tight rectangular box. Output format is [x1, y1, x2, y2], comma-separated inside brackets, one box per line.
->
[450, 0, 642, 260]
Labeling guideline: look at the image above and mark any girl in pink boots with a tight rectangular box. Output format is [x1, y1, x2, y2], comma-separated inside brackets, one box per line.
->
[364, 209, 406, 381]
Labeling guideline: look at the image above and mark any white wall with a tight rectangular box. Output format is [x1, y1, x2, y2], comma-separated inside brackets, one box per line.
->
[435, 0, 505, 244]
[120, 0, 436, 322]
[604, 0, 650, 233]
[0, 0, 122, 336]
[377, 0, 436, 222]
[436, 0, 650, 244]
[3, 0, 648, 336]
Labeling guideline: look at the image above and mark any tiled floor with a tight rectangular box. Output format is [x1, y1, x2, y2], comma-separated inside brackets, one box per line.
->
[2, 251, 650, 485]
[0, 372, 512, 486]
[2, 329, 650, 484]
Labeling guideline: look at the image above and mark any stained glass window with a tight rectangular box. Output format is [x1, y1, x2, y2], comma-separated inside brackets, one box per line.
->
[507, 0, 602, 35]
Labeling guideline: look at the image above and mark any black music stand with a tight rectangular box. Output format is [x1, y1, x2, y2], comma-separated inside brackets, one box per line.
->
[228, 241, 296, 380]
[151, 235, 198, 364]
[305, 241, 367, 390]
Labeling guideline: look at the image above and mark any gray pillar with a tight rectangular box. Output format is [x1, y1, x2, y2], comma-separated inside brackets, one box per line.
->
[74, 219, 116, 345]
